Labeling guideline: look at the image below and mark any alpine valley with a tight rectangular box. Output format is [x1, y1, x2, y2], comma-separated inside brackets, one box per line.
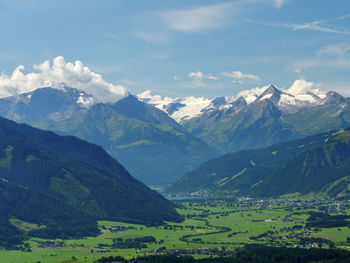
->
[1, 83, 350, 188]
[2, 82, 350, 261]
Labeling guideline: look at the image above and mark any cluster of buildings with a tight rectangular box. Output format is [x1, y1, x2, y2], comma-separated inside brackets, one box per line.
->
[104, 225, 136, 232]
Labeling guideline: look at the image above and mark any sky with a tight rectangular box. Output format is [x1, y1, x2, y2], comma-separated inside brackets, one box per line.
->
[0, 0, 350, 100]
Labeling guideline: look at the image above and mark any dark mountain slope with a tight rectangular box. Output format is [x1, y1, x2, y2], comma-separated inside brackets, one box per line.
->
[0, 116, 181, 247]
[110, 94, 182, 128]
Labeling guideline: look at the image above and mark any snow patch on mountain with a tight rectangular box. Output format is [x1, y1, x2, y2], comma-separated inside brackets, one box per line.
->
[233, 85, 270, 104]
[171, 96, 212, 122]
[137, 90, 174, 111]
[260, 92, 273, 101]
[137, 90, 211, 122]
[278, 94, 297, 105]
[77, 93, 96, 108]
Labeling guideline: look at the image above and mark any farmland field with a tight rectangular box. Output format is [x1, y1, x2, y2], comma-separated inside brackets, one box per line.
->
[1, 198, 350, 263]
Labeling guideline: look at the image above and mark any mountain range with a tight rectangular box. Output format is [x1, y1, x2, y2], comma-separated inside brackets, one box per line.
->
[1, 84, 350, 186]
[0, 116, 181, 248]
[138, 85, 350, 153]
[168, 128, 350, 199]
[0, 86, 215, 185]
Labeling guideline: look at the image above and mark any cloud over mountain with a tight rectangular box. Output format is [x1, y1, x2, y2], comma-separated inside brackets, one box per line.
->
[0, 56, 127, 103]
[287, 79, 315, 95]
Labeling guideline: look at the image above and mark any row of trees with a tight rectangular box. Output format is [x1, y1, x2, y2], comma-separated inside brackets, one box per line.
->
[96, 247, 350, 263]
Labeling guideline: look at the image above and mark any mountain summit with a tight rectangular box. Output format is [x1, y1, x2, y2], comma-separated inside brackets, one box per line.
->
[0, 86, 95, 123]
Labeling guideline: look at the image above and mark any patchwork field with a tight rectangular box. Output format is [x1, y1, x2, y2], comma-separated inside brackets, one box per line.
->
[1, 198, 350, 263]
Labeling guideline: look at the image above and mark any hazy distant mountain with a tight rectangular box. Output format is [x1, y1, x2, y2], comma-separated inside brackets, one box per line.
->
[168, 128, 350, 199]
[34, 93, 216, 184]
[0, 87, 215, 185]
[139, 85, 350, 153]
[0, 116, 181, 247]
[0, 86, 95, 123]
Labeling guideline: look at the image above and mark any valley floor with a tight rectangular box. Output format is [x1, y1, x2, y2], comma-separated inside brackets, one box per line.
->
[2, 197, 350, 263]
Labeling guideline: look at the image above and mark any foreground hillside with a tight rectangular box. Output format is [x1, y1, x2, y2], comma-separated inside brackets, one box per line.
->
[168, 128, 350, 198]
[0, 116, 181, 248]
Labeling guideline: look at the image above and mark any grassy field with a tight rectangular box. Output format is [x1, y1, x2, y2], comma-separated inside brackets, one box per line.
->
[1, 198, 350, 263]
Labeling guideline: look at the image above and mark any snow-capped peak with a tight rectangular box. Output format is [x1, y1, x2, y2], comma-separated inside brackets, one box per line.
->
[230, 85, 277, 105]
[137, 83, 339, 124]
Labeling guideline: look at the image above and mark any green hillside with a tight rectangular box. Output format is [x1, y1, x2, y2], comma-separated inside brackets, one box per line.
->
[251, 129, 350, 198]
[0, 116, 182, 248]
[168, 128, 350, 199]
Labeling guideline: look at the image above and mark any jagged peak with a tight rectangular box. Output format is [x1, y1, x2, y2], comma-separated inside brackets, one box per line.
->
[324, 91, 345, 103]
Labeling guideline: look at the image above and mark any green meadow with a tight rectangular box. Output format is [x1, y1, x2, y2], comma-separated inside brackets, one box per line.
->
[1, 199, 350, 263]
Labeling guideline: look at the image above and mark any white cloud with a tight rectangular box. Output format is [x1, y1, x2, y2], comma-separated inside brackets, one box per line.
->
[161, 3, 234, 33]
[0, 56, 127, 102]
[292, 23, 349, 34]
[318, 43, 350, 56]
[251, 13, 350, 34]
[287, 79, 314, 95]
[188, 71, 218, 80]
[222, 71, 260, 82]
[292, 13, 350, 34]
[274, 0, 287, 9]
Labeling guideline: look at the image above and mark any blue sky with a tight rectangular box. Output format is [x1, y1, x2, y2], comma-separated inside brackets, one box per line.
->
[0, 0, 350, 98]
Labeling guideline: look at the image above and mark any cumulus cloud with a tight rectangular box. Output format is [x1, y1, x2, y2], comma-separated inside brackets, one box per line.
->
[222, 71, 260, 82]
[287, 79, 314, 95]
[188, 71, 218, 80]
[0, 56, 127, 102]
